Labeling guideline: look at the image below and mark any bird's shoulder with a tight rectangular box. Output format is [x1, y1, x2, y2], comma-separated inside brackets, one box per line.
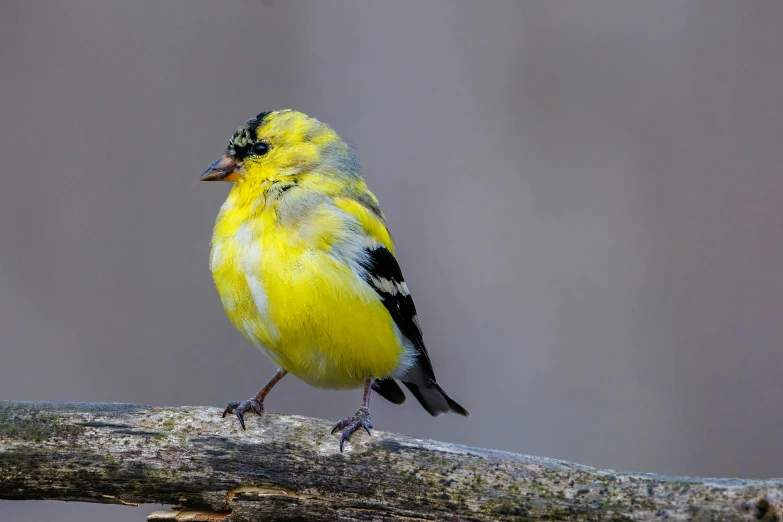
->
[332, 194, 394, 253]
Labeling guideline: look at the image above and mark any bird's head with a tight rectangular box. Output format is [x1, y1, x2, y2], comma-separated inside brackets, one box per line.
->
[200, 110, 361, 186]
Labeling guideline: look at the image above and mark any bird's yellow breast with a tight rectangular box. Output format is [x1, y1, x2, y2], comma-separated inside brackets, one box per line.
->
[209, 184, 406, 388]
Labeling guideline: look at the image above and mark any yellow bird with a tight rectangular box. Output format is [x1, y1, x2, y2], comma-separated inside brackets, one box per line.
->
[201, 110, 467, 450]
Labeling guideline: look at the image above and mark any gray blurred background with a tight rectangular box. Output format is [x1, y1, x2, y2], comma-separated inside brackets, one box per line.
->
[2, 1, 782, 520]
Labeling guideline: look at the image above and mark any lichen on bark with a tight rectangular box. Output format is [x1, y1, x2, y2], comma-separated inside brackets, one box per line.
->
[1, 401, 780, 521]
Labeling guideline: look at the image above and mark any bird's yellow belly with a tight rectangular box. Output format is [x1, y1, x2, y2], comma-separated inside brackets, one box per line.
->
[211, 230, 405, 389]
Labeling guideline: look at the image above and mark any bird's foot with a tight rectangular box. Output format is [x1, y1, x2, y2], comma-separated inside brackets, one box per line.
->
[331, 406, 372, 452]
[222, 397, 264, 430]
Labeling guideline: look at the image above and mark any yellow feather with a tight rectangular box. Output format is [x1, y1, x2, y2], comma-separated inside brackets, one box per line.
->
[333, 196, 395, 253]
[209, 111, 407, 389]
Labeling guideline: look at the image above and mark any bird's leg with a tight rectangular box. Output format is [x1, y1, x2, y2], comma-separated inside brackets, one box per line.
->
[223, 368, 287, 430]
[331, 378, 374, 452]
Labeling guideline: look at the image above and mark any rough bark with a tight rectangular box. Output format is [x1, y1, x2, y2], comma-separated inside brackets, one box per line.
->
[0, 401, 780, 521]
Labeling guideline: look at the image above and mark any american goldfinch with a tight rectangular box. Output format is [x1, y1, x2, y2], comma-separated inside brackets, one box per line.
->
[201, 110, 468, 450]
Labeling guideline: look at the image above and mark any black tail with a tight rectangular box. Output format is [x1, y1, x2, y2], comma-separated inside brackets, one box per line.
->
[374, 377, 468, 416]
[403, 379, 469, 417]
[372, 378, 406, 404]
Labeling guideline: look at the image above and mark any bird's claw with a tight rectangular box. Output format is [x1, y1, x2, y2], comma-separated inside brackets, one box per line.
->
[331, 406, 372, 452]
[222, 397, 264, 430]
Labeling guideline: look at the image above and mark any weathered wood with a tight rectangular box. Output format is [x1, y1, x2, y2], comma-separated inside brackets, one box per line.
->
[0, 401, 780, 521]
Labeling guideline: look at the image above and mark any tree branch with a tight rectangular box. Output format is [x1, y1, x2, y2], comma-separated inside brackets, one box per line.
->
[0, 401, 779, 521]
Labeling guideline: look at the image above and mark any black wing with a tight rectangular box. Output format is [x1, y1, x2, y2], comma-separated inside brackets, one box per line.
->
[359, 246, 435, 381]
[360, 245, 469, 417]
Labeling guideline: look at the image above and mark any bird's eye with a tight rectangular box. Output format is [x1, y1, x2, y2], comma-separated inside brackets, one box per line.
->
[252, 142, 270, 156]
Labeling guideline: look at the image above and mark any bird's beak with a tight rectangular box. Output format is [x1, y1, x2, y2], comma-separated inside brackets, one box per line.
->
[200, 154, 242, 182]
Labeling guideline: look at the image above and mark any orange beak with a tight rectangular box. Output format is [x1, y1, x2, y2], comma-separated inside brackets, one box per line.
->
[200, 154, 242, 182]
